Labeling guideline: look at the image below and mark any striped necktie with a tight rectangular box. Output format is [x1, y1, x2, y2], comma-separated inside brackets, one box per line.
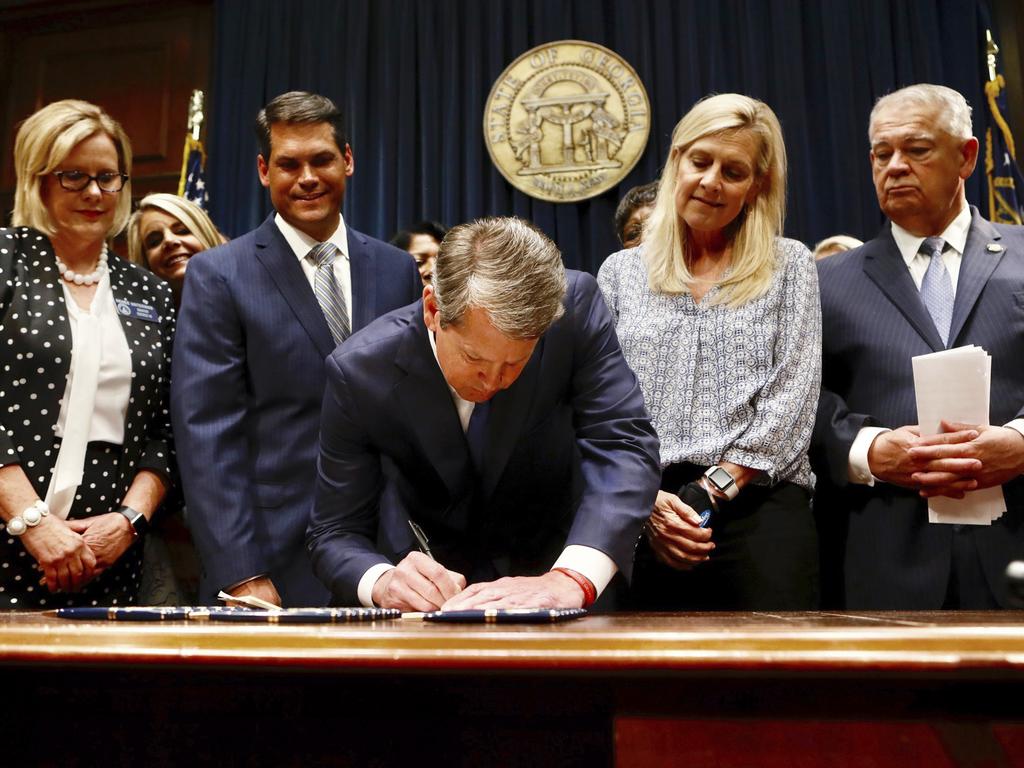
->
[309, 241, 351, 344]
[919, 236, 954, 346]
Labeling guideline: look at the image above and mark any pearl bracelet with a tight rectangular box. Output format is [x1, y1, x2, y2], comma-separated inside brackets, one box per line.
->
[4, 500, 49, 537]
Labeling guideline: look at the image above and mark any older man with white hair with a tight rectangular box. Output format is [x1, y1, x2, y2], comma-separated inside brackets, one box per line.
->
[813, 84, 1024, 609]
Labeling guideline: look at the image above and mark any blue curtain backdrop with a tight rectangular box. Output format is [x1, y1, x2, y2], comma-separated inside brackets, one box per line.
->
[208, 0, 996, 274]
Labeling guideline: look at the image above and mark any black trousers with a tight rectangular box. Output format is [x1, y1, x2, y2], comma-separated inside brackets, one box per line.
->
[630, 463, 819, 611]
[942, 526, 1001, 609]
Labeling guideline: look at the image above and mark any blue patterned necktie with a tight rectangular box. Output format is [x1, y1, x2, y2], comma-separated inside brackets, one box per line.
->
[465, 401, 490, 474]
[309, 242, 351, 344]
[919, 236, 954, 346]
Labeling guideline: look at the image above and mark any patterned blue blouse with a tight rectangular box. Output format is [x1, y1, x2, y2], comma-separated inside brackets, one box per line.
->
[597, 238, 821, 490]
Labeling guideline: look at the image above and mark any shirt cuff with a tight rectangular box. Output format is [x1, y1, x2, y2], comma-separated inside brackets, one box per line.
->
[357, 563, 395, 607]
[1004, 419, 1024, 440]
[223, 573, 270, 593]
[551, 545, 617, 598]
[848, 426, 891, 486]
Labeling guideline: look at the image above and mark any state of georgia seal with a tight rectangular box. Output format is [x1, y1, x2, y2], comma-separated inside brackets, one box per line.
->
[484, 40, 650, 203]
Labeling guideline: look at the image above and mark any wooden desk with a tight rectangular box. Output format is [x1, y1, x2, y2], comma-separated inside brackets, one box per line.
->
[3, 611, 1024, 766]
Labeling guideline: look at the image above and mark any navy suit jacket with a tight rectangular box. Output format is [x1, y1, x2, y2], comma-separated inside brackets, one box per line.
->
[812, 207, 1024, 608]
[307, 270, 662, 606]
[171, 214, 421, 605]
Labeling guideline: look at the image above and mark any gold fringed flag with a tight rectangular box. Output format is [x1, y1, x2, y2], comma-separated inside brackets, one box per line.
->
[984, 31, 1024, 225]
[178, 90, 209, 209]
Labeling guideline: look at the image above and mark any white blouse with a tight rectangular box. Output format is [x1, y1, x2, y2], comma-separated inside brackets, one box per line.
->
[55, 273, 132, 444]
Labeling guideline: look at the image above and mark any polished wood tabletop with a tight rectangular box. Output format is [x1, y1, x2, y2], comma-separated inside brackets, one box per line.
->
[3, 610, 1024, 673]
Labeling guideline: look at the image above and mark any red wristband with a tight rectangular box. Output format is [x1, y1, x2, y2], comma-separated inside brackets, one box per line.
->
[551, 567, 597, 608]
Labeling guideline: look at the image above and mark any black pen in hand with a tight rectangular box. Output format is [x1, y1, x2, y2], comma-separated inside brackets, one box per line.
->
[408, 519, 435, 559]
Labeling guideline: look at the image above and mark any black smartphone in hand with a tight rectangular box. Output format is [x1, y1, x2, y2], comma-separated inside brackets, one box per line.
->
[679, 481, 715, 528]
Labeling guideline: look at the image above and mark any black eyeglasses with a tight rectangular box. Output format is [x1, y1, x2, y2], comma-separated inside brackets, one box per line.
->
[52, 170, 129, 193]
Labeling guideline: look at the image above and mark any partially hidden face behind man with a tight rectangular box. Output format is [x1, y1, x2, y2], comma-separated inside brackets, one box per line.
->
[139, 208, 204, 284]
[869, 100, 978, 236]
[257, 121, 354, 242]
[408, 233, 440, 284]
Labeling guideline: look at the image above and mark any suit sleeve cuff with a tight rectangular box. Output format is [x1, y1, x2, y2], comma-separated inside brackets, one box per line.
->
[552, 545, 617, 598]
[1004, 419, 1024, 440]
[848, 426, 890, 486]
[357, 563, 395, 607]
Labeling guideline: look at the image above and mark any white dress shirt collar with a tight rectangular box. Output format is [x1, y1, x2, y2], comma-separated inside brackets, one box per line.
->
[427, 322, 475, 431]
[274, 213, 349, 262]
[890, 203, 971, 266]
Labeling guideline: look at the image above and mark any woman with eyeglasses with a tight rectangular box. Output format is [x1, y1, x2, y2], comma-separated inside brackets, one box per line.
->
[0, 100, 175, 608]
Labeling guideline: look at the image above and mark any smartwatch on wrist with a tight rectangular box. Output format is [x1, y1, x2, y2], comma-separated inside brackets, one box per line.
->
[115, 505, 149, 537]
[703, 465, 739, 500]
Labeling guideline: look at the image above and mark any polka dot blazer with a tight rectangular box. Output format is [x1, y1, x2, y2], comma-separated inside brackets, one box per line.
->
[0, 227, 176, 504]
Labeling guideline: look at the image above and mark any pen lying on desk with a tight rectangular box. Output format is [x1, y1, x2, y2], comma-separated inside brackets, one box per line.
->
[47, 607, 193, 621]
[46, 606, 586, 623]
[48, 606, 402, 622]
[401, 608, 588, 623]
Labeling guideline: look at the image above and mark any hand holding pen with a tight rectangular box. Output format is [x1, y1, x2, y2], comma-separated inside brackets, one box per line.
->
[368, 521, 467, 611]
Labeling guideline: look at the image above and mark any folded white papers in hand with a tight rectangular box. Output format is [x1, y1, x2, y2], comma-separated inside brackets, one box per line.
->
[912, 345, 1005, 524]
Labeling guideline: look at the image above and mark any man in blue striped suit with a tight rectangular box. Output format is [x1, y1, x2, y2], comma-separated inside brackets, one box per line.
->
[172, 92, 421, 607]
[813, 84, 1024, 609]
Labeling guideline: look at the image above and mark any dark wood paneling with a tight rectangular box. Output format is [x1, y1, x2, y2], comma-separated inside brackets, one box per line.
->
[0, 0, 211, 223]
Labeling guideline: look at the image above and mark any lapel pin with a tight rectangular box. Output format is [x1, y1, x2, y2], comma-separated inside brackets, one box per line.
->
[986, 243, 1004, 253]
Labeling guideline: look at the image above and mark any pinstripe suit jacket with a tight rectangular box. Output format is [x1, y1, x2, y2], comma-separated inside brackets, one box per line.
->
[171, 214, 421, 606]
[812, 207, 1024, 608]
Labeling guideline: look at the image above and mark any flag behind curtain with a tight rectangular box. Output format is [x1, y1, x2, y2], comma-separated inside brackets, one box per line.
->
[179, 135, 210, 210]
[984, 73, 1024, 225]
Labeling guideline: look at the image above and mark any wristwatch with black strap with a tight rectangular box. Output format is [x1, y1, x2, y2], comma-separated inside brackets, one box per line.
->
[115, 505, 150, 537]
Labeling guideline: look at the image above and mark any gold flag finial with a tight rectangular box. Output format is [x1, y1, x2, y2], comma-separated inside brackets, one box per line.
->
[187, 89, 205, 141]
[986, 29, 999, 82]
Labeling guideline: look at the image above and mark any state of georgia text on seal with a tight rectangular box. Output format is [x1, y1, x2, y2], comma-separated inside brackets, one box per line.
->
[484, 40, 651, 203]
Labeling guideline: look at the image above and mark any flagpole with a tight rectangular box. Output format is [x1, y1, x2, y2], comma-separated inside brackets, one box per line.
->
[178, 90, 206, 197]
[189, 89, 204, 142]
[983, 28, 1024, 225]
[986, 30, 998, 83]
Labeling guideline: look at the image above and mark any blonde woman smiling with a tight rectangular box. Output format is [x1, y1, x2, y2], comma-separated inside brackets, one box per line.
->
[127, 193, 224, 304]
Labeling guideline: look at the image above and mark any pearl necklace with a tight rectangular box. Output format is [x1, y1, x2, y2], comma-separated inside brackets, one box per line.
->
[55, 245, 109, 286]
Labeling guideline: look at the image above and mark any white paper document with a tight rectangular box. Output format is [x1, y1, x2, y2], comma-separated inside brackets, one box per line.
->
[911, 345, 1005, 524]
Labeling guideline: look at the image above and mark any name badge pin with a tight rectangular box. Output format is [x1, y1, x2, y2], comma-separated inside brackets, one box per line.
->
[115, 299, 161, 323]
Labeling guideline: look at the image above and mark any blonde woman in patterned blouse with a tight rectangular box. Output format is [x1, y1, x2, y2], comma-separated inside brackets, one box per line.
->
[0, 100, 175, 608]
[597, 93, 822, 610]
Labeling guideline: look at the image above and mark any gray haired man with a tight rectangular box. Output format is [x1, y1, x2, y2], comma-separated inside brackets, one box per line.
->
[813, 84, 1024, 609]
